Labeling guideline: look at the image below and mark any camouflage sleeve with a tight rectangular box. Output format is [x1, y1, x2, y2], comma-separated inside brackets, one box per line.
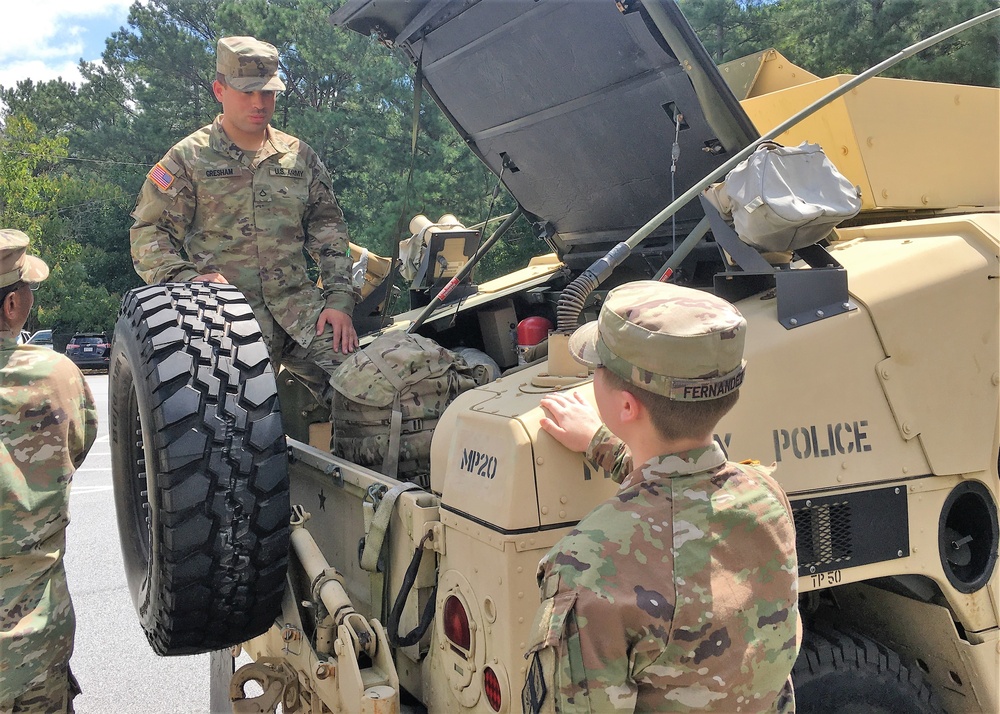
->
[129, 156, 200, 284]
[524, 576, 638, 713]
[585, 424, 632, 483]
[305, 156, 355, 316]
[767, 676, 796, 713]
[72, 368, 98, 468]
[523, 591, 596, 714]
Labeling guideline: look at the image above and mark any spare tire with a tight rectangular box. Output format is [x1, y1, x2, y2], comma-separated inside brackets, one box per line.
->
[110, 282, 289, 656]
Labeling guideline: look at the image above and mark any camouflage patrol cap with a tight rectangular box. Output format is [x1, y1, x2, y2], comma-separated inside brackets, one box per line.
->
[569, 280, 746, 401]
[0, 229, 49, 289]
[217, 36, 286, 92]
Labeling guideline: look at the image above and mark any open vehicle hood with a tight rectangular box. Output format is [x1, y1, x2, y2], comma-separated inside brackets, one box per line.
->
[332, 0, 758, 272]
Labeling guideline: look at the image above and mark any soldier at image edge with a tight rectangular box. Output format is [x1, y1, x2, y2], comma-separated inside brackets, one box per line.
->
[0, 229, 98, 713]
[524, 280, 801, 713]
[129, 35, 359, 410]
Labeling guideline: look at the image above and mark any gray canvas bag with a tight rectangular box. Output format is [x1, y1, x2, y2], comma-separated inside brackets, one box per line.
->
[704, 141, 862, 252]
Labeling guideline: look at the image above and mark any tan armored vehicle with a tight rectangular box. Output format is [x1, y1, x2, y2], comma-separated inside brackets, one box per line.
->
[109, 1, 999, 712]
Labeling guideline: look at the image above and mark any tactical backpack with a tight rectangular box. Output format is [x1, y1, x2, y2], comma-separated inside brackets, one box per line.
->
[331, 331, 486, 486]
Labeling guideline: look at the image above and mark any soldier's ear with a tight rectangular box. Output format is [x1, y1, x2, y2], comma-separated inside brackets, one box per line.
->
[618, 389, 643, 425]
[212, 80, 226, 103]
[1, 289, 16, 323]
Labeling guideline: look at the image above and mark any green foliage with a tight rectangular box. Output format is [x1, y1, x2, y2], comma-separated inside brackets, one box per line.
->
[679, 0, 779, 61]
[0, 115, 67, 231]
[35, 261, 121, 337]
[0, 116, 125, 333]
[895, 0, 1000, 86]
[0, 0, 996, 334]
[680, 0, 1000, 86]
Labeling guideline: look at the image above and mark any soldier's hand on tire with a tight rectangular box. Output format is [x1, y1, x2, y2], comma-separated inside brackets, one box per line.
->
[317, 308, 359, 353]
[193, 272, 229, 283]
[539, 391, 603, 453]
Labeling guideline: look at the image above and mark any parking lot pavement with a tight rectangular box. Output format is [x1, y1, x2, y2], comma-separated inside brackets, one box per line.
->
[65, 374, 213, 713]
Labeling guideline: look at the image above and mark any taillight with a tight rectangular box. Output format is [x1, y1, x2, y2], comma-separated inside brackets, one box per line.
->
[443, 595, 470, 651]
[483, 667, 502, 712]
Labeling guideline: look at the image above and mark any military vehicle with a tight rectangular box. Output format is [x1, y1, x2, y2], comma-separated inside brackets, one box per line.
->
[108, 1, 999, 712]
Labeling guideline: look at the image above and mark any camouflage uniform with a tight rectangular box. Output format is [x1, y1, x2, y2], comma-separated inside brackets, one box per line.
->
[0, 230, 98, 713]
[525, 281, 799, 713]
[130, 38, 355, 405]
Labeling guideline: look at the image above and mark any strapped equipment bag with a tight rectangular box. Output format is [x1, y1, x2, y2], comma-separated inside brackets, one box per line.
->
[703, 141, 862, 252]
[331, 331, 486, 485]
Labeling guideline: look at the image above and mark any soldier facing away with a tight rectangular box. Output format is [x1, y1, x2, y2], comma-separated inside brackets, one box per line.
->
[0, 230, 98, 713]
[524, 280, 800, 712]
[130, 36, 359, 409]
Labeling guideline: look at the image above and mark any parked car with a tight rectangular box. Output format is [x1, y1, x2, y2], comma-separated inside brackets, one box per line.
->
[65, 332, 111, 370]
[26, 329, 53, 348]
[15, 330, 31, 344]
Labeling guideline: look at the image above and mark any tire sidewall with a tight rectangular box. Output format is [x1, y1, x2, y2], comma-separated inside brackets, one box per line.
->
[110, 294, 163, 632]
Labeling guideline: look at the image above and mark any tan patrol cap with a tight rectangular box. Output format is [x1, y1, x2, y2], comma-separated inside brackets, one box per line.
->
[569, 280, 746, 401]
[0, 229, 49, 289]
[217, 36, 286, 92]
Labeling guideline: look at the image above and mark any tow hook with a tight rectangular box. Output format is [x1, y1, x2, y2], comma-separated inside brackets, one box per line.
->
[231, 658, 299, 713]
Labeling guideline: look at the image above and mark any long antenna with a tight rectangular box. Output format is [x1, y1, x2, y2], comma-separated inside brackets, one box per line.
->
[625, 6, 1000, 251]
[554, 7, 1000, 333]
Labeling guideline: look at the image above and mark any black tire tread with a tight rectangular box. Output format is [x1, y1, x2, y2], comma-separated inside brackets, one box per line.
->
[793, 620, 943, 713]
[111, 283, 289, 656]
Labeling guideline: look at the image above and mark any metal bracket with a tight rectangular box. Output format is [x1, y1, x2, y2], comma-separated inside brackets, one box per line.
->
[426, 521, 447, 555]
[773, 266, 856, 328]
[702, 195, 856, 329]
[289, 443, 343, 487]
[311, 568, 347, 606]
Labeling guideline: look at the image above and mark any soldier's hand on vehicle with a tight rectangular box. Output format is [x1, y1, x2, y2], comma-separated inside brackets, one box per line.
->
[193, 272, 228, 284]
[317, 308, 359, 354]
[539, 391, 603, 453]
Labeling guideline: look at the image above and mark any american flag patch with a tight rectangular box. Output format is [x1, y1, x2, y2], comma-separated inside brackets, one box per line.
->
[149, 162, 175, 192]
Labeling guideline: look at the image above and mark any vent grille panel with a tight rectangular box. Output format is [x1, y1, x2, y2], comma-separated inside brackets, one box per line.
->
[791, 486, 909, 577]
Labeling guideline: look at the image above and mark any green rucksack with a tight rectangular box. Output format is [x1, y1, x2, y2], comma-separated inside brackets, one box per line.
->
[331, 331, 486, 486]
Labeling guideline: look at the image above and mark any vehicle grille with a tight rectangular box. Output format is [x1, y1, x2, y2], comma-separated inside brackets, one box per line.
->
[790, 485, 909, 577]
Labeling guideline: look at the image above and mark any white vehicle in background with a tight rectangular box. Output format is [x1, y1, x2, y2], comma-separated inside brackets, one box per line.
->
[26, 329, 53, 348]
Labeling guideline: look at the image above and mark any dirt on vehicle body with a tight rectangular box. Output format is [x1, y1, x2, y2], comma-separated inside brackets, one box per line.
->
[109, 2, 999, 712]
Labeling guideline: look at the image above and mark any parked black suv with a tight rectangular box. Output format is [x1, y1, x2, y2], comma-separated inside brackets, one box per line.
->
[65, 332, 111, 370]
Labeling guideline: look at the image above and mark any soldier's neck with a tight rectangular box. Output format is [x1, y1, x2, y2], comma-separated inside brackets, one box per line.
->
[623, 421, 711, 466]
[220, 116, 267, 153]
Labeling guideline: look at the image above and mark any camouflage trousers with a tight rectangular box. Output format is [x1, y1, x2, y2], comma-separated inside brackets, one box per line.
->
[255, 307, 348, 411]
[0, 663, 80, 714]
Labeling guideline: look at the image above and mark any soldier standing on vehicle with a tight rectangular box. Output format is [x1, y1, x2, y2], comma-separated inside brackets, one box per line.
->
[130, 36, 359, 408]
[524, 280, 800, 713]
[0, 230, 98, 713]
